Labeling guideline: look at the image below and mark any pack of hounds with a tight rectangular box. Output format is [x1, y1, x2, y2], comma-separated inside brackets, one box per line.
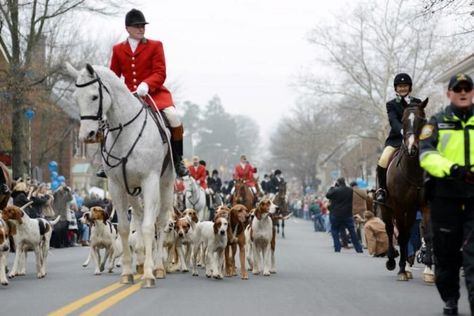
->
[0, 198, 291, 286]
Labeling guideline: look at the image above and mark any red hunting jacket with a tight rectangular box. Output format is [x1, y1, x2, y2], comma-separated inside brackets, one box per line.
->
[234, 163, 256, 187]
[188, 165, 208, 189]
[110, 38, 174, 111]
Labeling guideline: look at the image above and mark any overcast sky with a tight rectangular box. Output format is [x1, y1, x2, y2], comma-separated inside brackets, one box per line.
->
[94, 0, 345, 140]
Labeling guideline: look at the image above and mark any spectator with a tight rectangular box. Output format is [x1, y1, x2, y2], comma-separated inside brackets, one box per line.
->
[310, 198, 324, 232]
[363, 211, 389, 257]
[325, 177, 363, 253]
[350, 181, 368, 247]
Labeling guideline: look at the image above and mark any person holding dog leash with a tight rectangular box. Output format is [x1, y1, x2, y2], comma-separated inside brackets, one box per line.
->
[420, 73, 474, 315]
[96, 8, 188, 178]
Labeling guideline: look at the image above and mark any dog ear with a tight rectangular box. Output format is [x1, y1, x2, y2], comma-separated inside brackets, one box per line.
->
[255, 206, 261, 220]
[213, 221, 218, 234]
[174, 207, 182, 219]
[6, 220, 16, 236]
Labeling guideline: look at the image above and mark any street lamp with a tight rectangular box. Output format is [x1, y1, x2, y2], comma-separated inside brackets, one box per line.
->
[25, 109, 35, 178]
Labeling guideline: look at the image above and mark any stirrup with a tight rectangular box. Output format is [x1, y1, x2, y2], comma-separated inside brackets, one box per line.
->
[375, 188, 386, 202]
[175, 161, 189, 178]
[0, 184, 10, 194]
[96, 168, 107, 178]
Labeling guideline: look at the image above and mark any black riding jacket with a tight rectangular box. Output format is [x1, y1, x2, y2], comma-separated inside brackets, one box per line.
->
[385, 96, 422, 147]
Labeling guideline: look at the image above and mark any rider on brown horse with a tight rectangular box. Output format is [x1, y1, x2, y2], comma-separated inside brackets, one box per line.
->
[375, 73, 422, 203]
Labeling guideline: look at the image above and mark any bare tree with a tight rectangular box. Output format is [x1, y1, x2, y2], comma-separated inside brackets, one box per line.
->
[421, 0, 474, 34]
[0, 0, 127, 178]
[270, 0, 468, 191]
[302, 0, 465, 146]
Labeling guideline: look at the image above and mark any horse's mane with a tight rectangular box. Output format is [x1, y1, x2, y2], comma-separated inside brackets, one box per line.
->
[92, 66, 129, 93]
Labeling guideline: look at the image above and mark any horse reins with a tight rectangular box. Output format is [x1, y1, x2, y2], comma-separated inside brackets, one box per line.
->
[75, 72, 147, 197]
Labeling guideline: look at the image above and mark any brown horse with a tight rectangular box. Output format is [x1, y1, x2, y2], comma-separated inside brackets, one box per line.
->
[232, 179, 256, 211]
[381, 98, 432, 281]
[0, 162, 12, 209]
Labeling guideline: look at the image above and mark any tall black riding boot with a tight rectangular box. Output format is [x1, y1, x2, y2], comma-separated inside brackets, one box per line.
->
[170, 125, 189, 178]
[375, 166, 387, 203]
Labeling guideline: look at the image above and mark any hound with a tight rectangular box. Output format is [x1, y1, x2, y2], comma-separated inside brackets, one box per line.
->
[0, 218, 11, 285]
[251, 199, 277, 276]
[2, 204, 60, 279]
[81, 207, 121, 275]
[192, 217, 229, 279]
[174, 214, 196, 272]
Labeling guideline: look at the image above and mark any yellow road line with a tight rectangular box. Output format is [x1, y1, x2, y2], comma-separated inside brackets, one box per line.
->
[79, 282, 142, 316]
[48, 275, 140, 316]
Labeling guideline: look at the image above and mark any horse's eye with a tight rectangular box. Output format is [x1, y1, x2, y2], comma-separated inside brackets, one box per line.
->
[92, 95, 99, 101]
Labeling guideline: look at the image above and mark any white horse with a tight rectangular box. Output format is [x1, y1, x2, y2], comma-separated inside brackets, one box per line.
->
[182, 176, 208, 221]
[67, 63, 174, 288]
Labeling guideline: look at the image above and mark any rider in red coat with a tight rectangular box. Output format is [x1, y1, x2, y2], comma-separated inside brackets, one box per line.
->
[188, 156, 208, 190]
[233, 154, 256, 193]
[97, 8, 188, 178]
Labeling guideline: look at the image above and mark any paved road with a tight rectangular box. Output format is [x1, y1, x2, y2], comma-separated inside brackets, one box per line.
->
[1, 218, 470, 316]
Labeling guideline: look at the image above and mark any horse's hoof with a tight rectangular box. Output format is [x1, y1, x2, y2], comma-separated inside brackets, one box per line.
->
[386, 259, 396, 271]
[142, 278, 155, 288]
[398, 273, 409, 281]
[406, 271, 413, 279]
[154, 268, 166, 279]
[423, 273, 435, 284]
[120, 274, 134, 284]
[136, 264, 144, 274]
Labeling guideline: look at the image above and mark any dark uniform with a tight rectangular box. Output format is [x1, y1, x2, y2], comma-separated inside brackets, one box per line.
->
[420, 73, 474, 315]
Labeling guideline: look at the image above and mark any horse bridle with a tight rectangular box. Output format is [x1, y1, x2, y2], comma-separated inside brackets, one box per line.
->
[75, 76, 110, 123]
[75, 71, 148, 197]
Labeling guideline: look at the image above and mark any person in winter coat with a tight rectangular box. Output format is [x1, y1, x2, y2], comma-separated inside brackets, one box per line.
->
[325, 177, 363, 253]
[363, 211, 389, 257]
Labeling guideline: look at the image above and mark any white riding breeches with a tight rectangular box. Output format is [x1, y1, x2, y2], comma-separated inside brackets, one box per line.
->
[378, 146, 396, 168]
[162, 106, 181, 128]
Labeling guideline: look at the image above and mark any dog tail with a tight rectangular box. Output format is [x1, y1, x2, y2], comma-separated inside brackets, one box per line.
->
[283, 212, 293, 220]
[50, 215, 61, 226]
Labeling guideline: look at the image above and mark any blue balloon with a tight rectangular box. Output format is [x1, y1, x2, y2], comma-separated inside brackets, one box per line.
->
[51, 180, 60, 190]
[48, 161, 58, 172]
[57, 175, 65, 183]
[25, 109, 35, 121]
[50, 171, 58, 180]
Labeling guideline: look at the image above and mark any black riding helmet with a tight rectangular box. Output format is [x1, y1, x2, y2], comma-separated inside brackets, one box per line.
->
[125, 9, 149, 26]
[394, 73, 412, 91]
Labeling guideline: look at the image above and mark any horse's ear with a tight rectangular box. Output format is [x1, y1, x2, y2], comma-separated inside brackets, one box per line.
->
[420, 98, 429, 109]
[86, 63, 95, 77]
[65, 62, 79, 79]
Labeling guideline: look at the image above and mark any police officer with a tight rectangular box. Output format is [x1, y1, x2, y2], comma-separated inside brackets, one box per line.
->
[375, 73, 422, 203]
[420, 73, 474, 315]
